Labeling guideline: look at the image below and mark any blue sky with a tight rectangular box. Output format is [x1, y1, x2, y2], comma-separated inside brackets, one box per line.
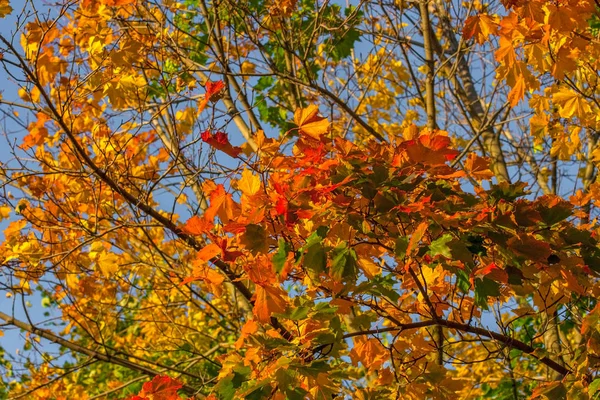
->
[0, 0, 66, 379]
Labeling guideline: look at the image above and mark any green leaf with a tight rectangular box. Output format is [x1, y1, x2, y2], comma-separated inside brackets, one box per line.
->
[304, 242, 327, 276]
[284, 306, 310, 321]
[589, 378, 600, 394]
[465, 234, 486, 255]
[474, 278, 501, 309]
[428, 234, 453, 258]
[395, 236, 409, 258]
[330, 242, 357, 281]
[487, 181, 528, 202]
[273, 239, 291, 274]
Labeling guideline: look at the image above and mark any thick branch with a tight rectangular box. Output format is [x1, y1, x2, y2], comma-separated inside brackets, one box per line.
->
[419, 0, 437, 130]
[330, 318, 570, 377]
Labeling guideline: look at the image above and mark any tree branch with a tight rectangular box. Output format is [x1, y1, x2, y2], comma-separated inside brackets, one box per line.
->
[325, 318, 571, 378]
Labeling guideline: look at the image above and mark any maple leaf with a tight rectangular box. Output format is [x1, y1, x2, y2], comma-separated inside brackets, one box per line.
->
[205, 80, 225, 102]
[235, 319, 259, 349]
[552, 87, 591, 119]
[180, 258, 225, 295]
[507, 73, 525, 107]
[500, 0, 521, 8]
[196, 243, 222, 262]
[495, 36, 516, 66]
[0, 0, 12, 18]
[237, 169, 261, 196]
[198, 80, 225, 114]
[294, 105, 330, 139]
[474, 262, 509, 284]
[464, 153, 494, 180]
[101, 0, 135, 5]
[463, 14, 497, 45]
[202, 183, 239, 223]
[407, 221, 428, 257]
[253, 284, 288, 323]
[507, 233, 552, 263]
[397, 133, 458, 166]
[349, 337, 388, 371]
[201, 130, 242, 158]
[22, 112, 51, 150]
[130, 375, 183, 400]
[181, 215, 213, 235]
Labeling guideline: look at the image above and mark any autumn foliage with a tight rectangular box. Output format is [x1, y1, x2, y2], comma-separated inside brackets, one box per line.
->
[2, 0, 600, 399]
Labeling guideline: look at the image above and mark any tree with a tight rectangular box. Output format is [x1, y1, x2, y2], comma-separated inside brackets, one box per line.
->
[0, 0, 600, 398]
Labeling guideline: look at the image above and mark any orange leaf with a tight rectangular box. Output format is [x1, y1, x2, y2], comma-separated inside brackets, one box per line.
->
[196, 243, 222, 261]
[22, 112, 50, 150]
[463, 14, 497, 44]
[294, 104, 320, 126]
[464, 153, 494, 180]
[253, 285, 288, 323]
[553, 87, 591, 119]
[349, 337, 388, 370]
[101, 0, 135, 5]
[407, 221, 428, 256]
[181, 216, 213, 235]
[294, 105, 329, 139]
[180, 261, 225, 295]
[203, 184, 237, 223]
[131, 375, 183, 400]
[235, 319, 259, 349]
[507, 73, 525, 107]
[495, 36, 516, 66]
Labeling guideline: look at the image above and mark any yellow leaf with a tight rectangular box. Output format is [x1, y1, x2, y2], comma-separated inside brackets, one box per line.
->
[97, 252, 119, 277]
[240, 61, 256, 80]
[0, 205, 10, 220]
[349, 337, 388, 370]
[357, 257, 381, 278]
[238, 169, 261, 196]
[553, 87, 591, 119]
[18, 88, 31, 102]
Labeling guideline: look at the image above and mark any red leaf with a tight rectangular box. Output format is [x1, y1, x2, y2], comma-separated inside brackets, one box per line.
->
[275, 197, 288, 215]
[478, 262, 509, 284]
[205, 80, 225, 101]
[201, 130, 242, 158]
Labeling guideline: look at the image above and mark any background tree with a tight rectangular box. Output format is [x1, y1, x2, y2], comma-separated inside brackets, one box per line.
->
[0, 0, 599, 398]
